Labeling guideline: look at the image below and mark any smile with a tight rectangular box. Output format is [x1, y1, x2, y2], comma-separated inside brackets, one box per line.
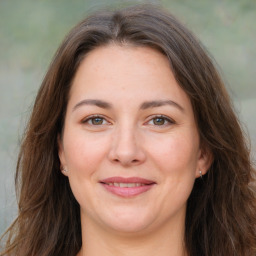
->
[100, 177, 156, 197]
[104, 182, 147, 187]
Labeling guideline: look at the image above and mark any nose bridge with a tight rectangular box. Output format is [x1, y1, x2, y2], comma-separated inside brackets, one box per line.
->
[116, 122, 136, 150]
[108, 120, 145, 165]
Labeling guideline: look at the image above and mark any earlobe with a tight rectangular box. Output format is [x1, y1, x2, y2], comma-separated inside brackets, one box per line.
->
[196, 146, 213, 178]
[61, 168, 69, 176]
[57, 134, 68, 176]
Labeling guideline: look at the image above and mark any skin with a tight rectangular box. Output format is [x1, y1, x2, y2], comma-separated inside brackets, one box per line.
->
[58, 44, 212, 256]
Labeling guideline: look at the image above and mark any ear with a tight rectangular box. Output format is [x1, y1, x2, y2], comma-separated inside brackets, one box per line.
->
[58, 134, 68, 176]
[195, 145, 213, 178]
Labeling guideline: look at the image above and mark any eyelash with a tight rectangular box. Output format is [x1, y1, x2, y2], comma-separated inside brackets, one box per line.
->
[146, 115, 175, 126]
[81, 115, 110, 126]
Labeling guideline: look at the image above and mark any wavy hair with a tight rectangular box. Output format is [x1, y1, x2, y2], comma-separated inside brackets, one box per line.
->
[1, 4, 256, 256]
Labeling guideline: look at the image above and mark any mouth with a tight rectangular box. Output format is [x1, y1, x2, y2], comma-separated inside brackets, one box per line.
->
[100, 177, 156, 197]
[102, 182, 149, 187]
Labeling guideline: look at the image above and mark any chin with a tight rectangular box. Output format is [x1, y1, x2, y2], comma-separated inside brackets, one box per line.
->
[99, 208, 156, 234]
[107, 220, 153, 234]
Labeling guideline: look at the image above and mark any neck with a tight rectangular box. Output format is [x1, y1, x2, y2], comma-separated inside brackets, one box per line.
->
[78, 213, 187, 256]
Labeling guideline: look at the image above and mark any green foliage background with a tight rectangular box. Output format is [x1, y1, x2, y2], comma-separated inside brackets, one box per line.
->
[0, 0, 255, 234]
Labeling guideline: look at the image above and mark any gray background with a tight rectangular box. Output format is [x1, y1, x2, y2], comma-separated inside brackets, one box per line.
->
[1, 0, 255, 234]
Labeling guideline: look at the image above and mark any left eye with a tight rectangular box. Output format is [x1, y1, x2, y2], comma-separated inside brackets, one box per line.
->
[148, 116, 174, 126]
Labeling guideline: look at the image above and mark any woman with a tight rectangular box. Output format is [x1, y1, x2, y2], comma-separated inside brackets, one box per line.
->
[1, 4, 256, 256]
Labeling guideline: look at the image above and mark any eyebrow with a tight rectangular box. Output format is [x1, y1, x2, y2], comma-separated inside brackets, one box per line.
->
[72, 99, 112, 111]
[72, 99, 184, 112]
[140, 100, 184, 112]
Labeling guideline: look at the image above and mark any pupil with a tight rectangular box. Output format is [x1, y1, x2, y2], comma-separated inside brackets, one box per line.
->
[154, 118, 164, 125]
[92, 118, 103, 125]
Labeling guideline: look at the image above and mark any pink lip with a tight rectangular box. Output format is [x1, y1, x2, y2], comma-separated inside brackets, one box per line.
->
[100, 176, 156, 198]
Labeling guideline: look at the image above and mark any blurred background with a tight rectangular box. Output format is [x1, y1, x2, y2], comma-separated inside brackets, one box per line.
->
[0, 0, 255, 234]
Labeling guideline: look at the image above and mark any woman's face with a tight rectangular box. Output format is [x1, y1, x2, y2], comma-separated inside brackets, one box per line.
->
[59, 45, 211, 235]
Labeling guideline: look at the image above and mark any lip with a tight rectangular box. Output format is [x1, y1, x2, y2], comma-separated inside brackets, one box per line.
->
[100, 176, 156, 198]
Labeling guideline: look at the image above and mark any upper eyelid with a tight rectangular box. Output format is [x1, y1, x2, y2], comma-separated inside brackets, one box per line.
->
[81, 114, 110, 123]
[146, 114, 175, 123]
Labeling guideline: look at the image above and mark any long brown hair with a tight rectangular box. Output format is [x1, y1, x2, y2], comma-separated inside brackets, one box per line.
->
[1, 4, 256, 256]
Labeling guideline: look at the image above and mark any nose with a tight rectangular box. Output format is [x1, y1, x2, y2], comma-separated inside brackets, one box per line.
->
[107, 125, 146, 166]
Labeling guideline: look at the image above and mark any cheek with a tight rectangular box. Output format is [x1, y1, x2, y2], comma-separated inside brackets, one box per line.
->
[142, 131, 199, 221]
[63, 131, 110, 175]
[62, 132, 110, 210]
[147, 131, 199, 174]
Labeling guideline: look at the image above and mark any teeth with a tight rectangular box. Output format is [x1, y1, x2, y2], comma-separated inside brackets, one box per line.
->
[120, 183, 126, 188]
[106, 183, 144, 187]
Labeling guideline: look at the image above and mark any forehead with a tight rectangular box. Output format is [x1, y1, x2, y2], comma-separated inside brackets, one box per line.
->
[68, 44, 192, 111]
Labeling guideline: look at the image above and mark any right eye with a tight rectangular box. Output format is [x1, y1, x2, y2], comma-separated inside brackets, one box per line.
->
[82, 115, 109, 126]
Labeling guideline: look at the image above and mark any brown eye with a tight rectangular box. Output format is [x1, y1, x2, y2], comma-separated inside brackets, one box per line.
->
[82, 116, 108, 125]
[147, 115, 175, 127]
[153, 117, 165, 125]
[91, 117, 104, 125]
